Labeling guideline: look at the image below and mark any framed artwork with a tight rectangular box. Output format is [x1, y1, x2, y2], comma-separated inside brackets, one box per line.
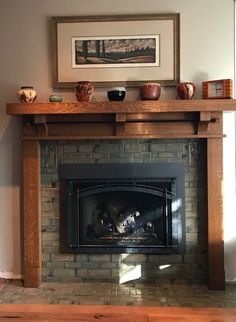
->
[51, 14, 180, 89]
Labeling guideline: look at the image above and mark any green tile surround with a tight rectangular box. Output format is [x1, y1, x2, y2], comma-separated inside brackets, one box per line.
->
[41, 139, 208, 284]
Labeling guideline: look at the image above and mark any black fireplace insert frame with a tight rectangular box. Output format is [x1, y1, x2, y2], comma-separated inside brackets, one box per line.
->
[59, 163, 185, 254]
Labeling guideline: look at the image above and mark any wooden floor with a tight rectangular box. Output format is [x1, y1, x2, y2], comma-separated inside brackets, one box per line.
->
[0, 305, 235, 321]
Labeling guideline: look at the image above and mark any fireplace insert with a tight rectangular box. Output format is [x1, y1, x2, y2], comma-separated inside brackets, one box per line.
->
[59, 163, 185, 254]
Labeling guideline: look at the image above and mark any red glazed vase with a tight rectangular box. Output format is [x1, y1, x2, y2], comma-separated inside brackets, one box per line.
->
[139, 83, 161, 100]
[177, 82, 196, 100]
[75, 81, 94, 102]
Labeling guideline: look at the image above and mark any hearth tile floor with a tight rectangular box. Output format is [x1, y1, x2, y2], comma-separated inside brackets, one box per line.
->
[0, 280, 236, 307]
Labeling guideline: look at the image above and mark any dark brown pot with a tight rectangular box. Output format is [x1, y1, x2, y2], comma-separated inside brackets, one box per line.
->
[139, 83, 161, 100]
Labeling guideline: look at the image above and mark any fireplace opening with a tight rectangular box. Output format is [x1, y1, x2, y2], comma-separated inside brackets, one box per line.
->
[59, 163, 185, 254]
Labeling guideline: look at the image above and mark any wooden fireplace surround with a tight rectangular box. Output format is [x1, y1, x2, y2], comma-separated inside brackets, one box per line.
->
[6, 99, 236, 290]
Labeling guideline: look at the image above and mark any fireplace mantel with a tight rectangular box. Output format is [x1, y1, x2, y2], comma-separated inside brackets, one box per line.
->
[6, 99, 236, 289]
[6, 99, 236, 140]
[6, 99, 236, 114]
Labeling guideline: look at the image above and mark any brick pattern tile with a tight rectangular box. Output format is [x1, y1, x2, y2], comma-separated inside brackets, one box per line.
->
[41, 139, 208, 284]
[0, 281, 236, 307]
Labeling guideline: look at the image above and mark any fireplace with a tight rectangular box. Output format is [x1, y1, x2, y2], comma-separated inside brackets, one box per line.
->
[6, 99, 228, 289]
[59, 163, 185, 254]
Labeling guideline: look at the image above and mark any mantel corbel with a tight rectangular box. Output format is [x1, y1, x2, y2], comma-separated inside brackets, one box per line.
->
[197, 111, 218, 135]
[115, 113, 126, 136]
[34, 115, 48, 137]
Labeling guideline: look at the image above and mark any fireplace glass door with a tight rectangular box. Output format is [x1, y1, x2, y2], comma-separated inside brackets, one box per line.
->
[59, 163, 185, 254]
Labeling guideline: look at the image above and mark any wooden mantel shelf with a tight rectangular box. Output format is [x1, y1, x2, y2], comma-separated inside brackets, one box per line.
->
[6, 100, 236, 140]
[6, 99, 236, 115]
[7, 99, 235, 289]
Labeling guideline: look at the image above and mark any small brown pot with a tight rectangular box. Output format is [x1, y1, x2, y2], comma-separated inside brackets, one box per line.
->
[139, 83, 161, 100]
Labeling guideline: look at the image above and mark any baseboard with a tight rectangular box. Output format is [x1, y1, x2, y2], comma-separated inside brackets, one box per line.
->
[0, 271, 22, 280]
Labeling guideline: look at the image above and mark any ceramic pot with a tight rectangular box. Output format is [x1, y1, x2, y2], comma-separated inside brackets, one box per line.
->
[18, 86, 37, 103]
[107, 87, 126, 101]
[177, 82, 196, 100]
[49, 95, 63, 102]
[75, 81, 94, 102]
[139, 83, 161, 100]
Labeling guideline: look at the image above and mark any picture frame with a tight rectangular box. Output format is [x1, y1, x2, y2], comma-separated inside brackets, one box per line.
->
[51, 14, 180, 89]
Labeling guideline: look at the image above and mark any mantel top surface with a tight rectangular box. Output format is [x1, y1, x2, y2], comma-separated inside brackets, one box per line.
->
[6, 99, 236, 115]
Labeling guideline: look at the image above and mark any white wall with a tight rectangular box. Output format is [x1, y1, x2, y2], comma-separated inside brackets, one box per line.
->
[223, 112, 236, 282]
[0, 0, 234, 280]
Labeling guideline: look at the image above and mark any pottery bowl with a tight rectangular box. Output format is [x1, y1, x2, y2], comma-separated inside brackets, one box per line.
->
[49, 95, 63, 102]
[139, 83, 161, 100]
[107, 87, 126, 101]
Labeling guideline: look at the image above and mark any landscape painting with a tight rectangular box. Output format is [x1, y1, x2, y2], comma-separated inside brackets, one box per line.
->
[72, 35, 160, 68]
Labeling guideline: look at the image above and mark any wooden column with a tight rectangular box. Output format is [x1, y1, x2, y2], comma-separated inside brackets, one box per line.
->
[207, 136, 225, 290]
[23, 140, 41, 287]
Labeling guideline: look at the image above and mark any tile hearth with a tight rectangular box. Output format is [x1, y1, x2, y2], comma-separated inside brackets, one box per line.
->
[0, 280, 236, 307]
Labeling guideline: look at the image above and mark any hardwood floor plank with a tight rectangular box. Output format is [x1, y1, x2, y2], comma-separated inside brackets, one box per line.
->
[0, 305, 235, 322]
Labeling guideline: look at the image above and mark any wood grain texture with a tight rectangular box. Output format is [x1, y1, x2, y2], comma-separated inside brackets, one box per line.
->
[6, 99, 236, 115]
[0, 305, 235, 322]
[20, 134, 225, 141]
[207, 137, 225, 290]
[200, 112, 212, 122]
[37, 112, 199, 123]
[20, 111, 223, 140]
[23, 141, 41, 288]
